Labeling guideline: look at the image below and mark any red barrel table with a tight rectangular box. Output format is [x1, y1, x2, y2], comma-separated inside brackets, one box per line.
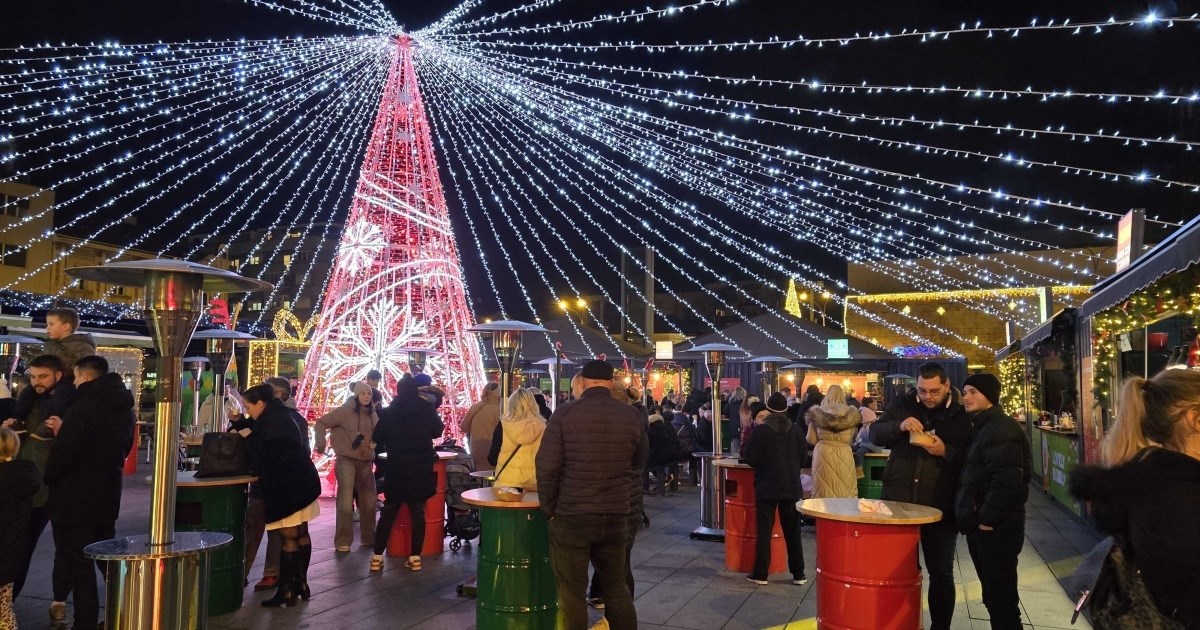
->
[387, 451, 458, 556]
[798, 498, 942, 630]
[715, 459, 786, 574]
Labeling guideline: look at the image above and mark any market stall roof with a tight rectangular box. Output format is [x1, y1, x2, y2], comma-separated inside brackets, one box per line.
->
[1021, 308, 1076, 352]
[673, 312, 889, 361]
[995, 341, 1021, 363]
[1078, 214, 1200, 321]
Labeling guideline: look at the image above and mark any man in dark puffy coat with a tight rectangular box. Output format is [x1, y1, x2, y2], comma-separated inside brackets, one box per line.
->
[955, 373, 1031, 630]
[869, 362, 970, 630]
[741, 392, 807, 586]
[536, 360, 647, 630]
[43, 355, 136, 630]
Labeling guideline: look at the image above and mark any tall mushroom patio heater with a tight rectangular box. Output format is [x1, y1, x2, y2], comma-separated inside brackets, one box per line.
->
[399, 346, 441, 375]
[67, 259, 270, 630]
[465, 321, 552, 415]
[749, 355, 793, 399]
[783, 362, 814, 397]
[193, 329, 256, 433]
[687, 342, 744, 542]
[0, 334, 41, 383]
[184, 356, 209, 437]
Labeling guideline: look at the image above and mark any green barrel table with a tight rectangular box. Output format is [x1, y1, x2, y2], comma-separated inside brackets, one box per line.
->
[171, 471, 255, 615]
[857, 451, 889, 500]
[463, 487, 556, 630]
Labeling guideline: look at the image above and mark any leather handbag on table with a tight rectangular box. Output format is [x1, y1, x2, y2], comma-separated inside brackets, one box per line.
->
[195, 432, 253, 478]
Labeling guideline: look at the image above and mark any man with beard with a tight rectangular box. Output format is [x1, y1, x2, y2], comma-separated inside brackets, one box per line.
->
[43, 355, 136, 630]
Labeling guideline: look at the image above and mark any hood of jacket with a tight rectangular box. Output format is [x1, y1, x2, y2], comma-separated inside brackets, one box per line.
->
[483, 386, 501, 403]
[763, 412, 793, 433]
[806, 402, 860, 433]
[501, 415, 546, 445]
[75, 372, 134, 411]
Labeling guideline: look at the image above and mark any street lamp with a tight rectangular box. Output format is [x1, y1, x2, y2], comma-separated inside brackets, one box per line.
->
[193, 329, 256, 433]
[820, 290, 832, 326]
[67, 259, 270, 629]
[466, 320, 552, 414]
[686, 342, 743, 542]
[748, 355, 793, 399]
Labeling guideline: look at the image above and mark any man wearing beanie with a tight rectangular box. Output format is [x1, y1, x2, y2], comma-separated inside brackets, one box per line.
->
[955, 373, 1032, 630]
[869, 361, 971, 630]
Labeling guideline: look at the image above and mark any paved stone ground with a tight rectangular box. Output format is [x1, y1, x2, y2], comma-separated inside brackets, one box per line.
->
[14, 458, 1098, 629]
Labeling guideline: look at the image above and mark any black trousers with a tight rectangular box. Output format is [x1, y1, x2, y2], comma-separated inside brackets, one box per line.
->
[373, 499, 424, 556]
[966, 526, 1024, 630]
[548, 514, 636, 630]
[919, 518, 960, 630]
[588, 513, 641, 601]
[50, 521, 115, 630]
[12, 507, 48, 597]
[752, 499, 804, 580]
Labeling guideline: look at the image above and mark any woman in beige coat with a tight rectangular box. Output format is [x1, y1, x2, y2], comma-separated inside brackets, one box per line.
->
[805, 385, 861, 498]
[459, 383, 501, 471]
[492, 389, 546, 492]
[313, 382, 378, 551]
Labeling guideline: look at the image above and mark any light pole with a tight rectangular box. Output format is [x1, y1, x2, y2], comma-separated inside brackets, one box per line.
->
[819, 290, 832, 326]
[466, 320, 552, 415]
[687, 342, 743, 542]
[67, 259, 270, 629]
[193, 329, 256, 433]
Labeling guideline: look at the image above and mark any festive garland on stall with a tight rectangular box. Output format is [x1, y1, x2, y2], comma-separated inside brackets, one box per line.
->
[998, 352, 1028, 419]
[1091, 267, 1200, 409]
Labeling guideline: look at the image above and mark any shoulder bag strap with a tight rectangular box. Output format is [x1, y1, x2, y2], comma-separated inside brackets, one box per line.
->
[495, 443, 522, 478]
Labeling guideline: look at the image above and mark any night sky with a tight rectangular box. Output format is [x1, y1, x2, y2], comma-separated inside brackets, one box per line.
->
[2, 0, 1198, 323]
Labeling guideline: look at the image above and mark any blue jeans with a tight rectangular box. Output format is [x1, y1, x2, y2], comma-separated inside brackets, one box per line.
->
[548, 514, 637, 630]
[853, 441, 883, 469]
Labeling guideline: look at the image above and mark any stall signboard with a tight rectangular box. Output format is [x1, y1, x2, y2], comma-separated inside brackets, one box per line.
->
[655, 341, 674, 360]
[1114, 209, 1145, 273]
[1045, 434, 1083, 517]
[827, 338, 849, 359]
[704, 377, 742, 394]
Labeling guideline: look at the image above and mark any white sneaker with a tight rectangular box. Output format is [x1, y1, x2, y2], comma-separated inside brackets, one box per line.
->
[405, 555, 422, 571]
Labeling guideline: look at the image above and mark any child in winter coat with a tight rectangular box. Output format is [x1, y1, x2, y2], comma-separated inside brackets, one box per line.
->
[1, 426, 41, 629]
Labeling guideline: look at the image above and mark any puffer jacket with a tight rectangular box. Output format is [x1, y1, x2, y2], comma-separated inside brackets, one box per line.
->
[14, 382, 73, 508]
[954, 405, 1031, 533]
[1070, 447, 1200, 626]
[461, 387, 502, 470]
[806, 400, 861, 498]
[647, 415, 684, 467]
[741, 412, 807, 500]
[314, 398, 377, 461]
[869, 387, 970, 521]
[536, 386, 648, 518]
[43, 332, 97, 370]
[493, 414, 546, 493]
[374, 381, 444, 503]
[44, 372, 136, 526]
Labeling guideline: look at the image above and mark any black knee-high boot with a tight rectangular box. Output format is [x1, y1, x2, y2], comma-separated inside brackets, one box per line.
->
[295, 543, 312, 600]
[262, 551, 298, 607]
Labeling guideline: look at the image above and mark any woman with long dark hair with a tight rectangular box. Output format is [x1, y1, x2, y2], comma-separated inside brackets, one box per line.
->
[236, 384, 321, 607]
[369, 374, 443, 572]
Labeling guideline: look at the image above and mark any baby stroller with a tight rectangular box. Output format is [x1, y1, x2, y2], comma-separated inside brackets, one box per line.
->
[438, 438, 483, 551]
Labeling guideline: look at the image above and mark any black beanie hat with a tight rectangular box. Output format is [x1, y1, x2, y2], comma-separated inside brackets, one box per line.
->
[963, 373, 1002, 406]
[766, 392, 789, 413]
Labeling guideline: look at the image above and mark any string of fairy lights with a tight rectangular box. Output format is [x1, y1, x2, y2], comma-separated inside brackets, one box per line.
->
[1, 0, 1195, 364]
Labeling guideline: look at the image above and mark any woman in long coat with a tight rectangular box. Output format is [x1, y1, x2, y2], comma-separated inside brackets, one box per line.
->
[805, 385, 861, 498]
[237, 384, 321, 607]
[370, 375, 444, 572]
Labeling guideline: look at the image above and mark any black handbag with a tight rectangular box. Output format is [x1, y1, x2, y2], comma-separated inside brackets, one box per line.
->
[195, 432, 253, 478]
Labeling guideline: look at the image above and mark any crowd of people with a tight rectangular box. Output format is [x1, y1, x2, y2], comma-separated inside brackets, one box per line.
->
[4, 304, 1197, 630]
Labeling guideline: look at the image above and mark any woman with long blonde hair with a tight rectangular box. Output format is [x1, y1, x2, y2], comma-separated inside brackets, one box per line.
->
[493, 389, 547, 493]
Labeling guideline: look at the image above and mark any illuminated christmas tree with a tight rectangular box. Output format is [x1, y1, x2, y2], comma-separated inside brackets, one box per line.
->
[785, 278, 802, 319]
[296, 36, 485, 432]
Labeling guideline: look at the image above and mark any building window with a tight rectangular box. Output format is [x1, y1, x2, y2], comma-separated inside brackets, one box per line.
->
[250, 302, 262, 311]
[231, 259, 240, 269]
[282, 254, 292, 269]
[0, 243, 27, 267]
[1, 195, 30, 217]
[282, 300, 291, 310]
[248, 255, 261, 265]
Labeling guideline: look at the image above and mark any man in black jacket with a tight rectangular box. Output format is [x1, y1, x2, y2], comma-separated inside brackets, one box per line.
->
[43, 355, 135, 630]
[955, 373, 1031, 630]
[741, 392, 807, 586]
[869, 362, 970, 630]
[536, 360, 647, 630]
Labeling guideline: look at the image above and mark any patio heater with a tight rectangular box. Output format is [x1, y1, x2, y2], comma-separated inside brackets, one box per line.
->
[184, 356, 208, 436]
[0, 334, 41, 385]
[749, 355, 793, 399]
[885, 373, 916, 407]
[688, 342, 744, 542]
[193, 329, 256, 433]
[398, 346, 441, 375]
[534, 356, 575, 410]
[466, 320, 551, 414]
[68, 259, 270, 630]
[782, 362, 814, 396]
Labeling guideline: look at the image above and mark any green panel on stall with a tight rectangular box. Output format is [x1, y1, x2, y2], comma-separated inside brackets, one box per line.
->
[1045, 432, 1082, 517]
[476, 506, 557, 630]
[1030, 426, 1044, 480]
